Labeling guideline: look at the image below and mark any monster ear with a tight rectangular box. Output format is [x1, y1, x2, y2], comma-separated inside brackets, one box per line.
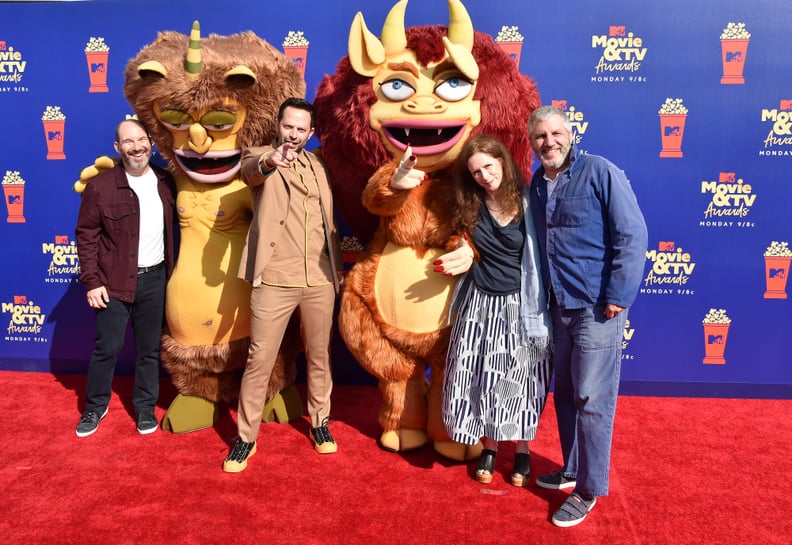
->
[224, 66, 257, 89]
[348, 12, 384, 77]
[137, 60, 167, 79]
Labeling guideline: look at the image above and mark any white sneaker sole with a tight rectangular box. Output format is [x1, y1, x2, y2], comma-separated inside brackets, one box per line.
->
[75, 407, 108, 437]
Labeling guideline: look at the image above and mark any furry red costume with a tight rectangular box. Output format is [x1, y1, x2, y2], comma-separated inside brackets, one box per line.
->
[314, 0, 540, 458]
[77, 23, 306, 432]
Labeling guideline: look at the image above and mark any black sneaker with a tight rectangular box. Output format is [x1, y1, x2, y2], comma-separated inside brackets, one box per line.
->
[136, 412, 158, 435]
[76, 408, 108, 437]
[309, 418, 337, 454]
[223, 438, 257, 473]
[552, 491, 597, 527]
[536, 471, 577, 490]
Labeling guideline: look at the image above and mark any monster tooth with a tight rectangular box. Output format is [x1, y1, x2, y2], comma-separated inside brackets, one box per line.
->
[404, 128, 410, 137]
[437, 129, 442, 135]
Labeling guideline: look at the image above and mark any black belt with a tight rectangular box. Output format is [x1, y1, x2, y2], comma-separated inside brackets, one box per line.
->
[138, 262, 164, 275]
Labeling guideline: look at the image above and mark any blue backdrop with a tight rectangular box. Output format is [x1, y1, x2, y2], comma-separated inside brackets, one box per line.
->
[1, 0, 790, 397]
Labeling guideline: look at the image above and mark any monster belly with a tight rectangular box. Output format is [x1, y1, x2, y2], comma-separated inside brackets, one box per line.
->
[374, 242, 458, 333]
[167, 178, 252, 346]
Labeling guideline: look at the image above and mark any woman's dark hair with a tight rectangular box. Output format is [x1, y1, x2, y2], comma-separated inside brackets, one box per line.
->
[452, 134, 525, 233]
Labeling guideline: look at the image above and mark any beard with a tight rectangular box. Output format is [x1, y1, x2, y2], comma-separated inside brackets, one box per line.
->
[122, 149, 152, 172]
[540, 142, 571, 171]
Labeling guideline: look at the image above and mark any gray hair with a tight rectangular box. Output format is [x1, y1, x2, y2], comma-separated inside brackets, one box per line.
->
[528, 105, 572, 134]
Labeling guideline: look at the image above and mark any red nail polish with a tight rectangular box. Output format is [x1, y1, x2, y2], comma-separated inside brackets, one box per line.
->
[410, 155, 416, 162]
[434, 266, 444, 273]
[433, 259, 442, 265]
[423, 173, 429, 180]
[463, 232, 469, 240]
[444, 272, 452, 276]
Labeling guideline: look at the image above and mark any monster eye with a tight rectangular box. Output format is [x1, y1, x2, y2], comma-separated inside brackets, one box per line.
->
[380, 78, 416, 101]
[159, 109, 194, 132]
[201, 111, 237, 132]
[434, 77, 473, 102]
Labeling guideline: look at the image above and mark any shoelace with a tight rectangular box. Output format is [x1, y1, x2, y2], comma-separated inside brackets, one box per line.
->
[80, 412, 99, 424]
[311, 418, 334, 444]
[229, 440, 254, 461]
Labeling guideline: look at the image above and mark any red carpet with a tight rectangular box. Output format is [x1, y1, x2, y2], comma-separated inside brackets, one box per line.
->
[1, 370, 790, 545]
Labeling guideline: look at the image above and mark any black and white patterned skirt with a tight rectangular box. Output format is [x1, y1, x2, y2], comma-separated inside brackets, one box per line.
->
[442, 284, 552, 445]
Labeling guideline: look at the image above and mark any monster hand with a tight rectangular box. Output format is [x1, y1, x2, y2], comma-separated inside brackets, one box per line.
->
[73, 156, 117, 193]
[390, 145, 426, 190]
[433, 234, 474, 277]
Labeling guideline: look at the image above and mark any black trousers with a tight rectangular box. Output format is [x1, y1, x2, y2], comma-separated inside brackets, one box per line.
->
[84, 266, 166, 415]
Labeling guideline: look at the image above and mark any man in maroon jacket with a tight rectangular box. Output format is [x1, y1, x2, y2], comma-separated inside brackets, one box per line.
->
[74, 119, 176, 437]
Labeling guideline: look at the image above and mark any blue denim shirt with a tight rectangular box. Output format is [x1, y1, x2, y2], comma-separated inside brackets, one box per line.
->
[529, 147, 648, 310]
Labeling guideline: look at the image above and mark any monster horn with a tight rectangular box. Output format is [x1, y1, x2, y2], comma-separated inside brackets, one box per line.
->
[381, 0, 408, 55]
[184, 20, 201, 80]
[443, 0, 479, 81]
[447, 0, 474, 51]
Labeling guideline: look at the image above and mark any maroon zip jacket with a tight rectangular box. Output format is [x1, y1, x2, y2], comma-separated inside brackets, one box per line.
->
[75, 163, 176, 303]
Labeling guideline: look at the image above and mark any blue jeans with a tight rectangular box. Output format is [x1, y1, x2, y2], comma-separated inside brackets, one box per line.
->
[85, 266, 166, 415]
[551, 302, 625, 497]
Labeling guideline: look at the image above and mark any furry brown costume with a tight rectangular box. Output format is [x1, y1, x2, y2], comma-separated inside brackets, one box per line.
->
[121, 23, 305, 431]
[314, 0, 540, 458]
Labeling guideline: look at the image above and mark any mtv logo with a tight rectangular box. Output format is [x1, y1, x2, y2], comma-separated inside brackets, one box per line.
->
[659, 241, 675, 251]
[552, 100, 568, 110]
[708, 335, 725, 345]
[48, 131, 63, 141]
[55, 235, 69, 244]
[507, 53, 517, 61]
[780, 100, 792, 111]
[91, 63, 106, 73]
[725, 51, 743, 62]
[14, 295, 27, 305]
[293, 57, 304, 69]
[8, 195, 21, 204]
[0, 41, 6, 51]
[769, 268, 787, 279]
[719, 172, 736, 183]
[664, 126, 681, 136]
[609, 26, 626, 37]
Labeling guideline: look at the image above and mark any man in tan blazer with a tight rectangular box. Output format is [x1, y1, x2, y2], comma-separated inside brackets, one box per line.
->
[224, 98, 343, 473]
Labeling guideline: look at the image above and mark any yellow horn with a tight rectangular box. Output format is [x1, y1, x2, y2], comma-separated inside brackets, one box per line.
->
[381, 0, 408, 55]
[447, 0, 474, 51]
[184, 20, 201, 79]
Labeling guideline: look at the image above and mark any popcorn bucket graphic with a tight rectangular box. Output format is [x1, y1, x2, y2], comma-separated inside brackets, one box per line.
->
[497, 41, 522, 66]
[720, 39, 749, 85]
[763, 256, 791, 299]
[284, 46, 308, 79]
[3, 185, 25, 223]
[703, 323, 729, 364]
[42, 119, 66, 160]
[86, 51, 110, 93]
[659, 114, 686, 158]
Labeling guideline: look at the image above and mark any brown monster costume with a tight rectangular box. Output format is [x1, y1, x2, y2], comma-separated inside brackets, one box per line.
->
[314, 0, 540, 459]
[77, 22, 306, 432]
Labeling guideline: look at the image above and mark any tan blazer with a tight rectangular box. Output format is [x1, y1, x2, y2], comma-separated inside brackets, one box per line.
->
[237, 144, 342, 293]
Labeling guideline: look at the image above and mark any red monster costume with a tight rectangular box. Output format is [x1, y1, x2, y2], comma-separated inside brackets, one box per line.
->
[314, 0, 540, 459]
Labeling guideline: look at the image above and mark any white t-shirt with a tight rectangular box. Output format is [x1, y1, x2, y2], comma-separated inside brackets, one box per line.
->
[126, 168, 164, 268]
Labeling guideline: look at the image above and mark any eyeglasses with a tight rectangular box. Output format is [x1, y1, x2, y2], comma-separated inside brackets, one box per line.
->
[118, 136, 151, 147]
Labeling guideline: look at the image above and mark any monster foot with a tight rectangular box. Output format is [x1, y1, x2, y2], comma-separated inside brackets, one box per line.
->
[379, 429, 428, 452]
[261, 384, 303, 423]
[433, 440, 482, 462]
[161, 394, 220, 433]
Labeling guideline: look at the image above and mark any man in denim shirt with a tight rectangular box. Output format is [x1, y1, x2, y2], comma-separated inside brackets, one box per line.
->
[528, 106, 648, 527]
